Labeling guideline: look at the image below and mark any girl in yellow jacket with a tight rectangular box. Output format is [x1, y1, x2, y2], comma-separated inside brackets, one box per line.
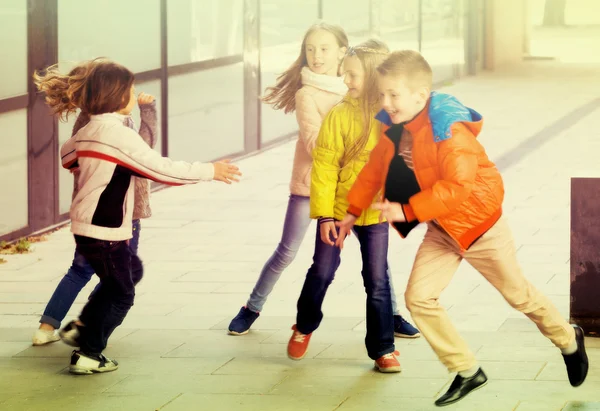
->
[287, 40, 418, 372]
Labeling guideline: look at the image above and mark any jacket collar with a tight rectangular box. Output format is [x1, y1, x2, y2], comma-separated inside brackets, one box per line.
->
[89, 112, 130, 124]
[403, 102, 430, 135]
[375, 91, 481, 142]
[374, 100, 429, 133]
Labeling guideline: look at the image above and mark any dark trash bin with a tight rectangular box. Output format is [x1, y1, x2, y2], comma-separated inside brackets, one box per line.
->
[570, 177, 600, 336]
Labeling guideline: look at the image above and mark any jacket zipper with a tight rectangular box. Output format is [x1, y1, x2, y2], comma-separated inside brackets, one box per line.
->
[411, 136, 465, 252]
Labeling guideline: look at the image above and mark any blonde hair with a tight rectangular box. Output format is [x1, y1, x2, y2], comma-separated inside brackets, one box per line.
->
[377, 50, 433, 91]
[261, 22, 348, 114]
[342, 38, 389, 166]
[33, 58, 134, 121]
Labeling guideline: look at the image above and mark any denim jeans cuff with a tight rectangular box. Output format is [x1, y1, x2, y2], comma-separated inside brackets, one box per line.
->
[295, 323, 316, 336]
[40, 315, 61, 329]
[245, 301, 261, 314]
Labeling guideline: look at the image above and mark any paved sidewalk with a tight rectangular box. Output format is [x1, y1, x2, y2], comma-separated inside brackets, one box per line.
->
[1, 59, 600, 411]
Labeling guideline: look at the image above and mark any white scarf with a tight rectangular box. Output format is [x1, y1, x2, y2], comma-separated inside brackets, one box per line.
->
[301, 66, 347, 96]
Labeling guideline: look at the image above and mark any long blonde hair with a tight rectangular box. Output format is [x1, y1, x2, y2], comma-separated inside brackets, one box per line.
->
[342, 39, 390, 166]
[261, 22, 348, 114]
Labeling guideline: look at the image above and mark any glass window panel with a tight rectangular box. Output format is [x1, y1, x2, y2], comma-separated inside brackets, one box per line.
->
[379, 0, 420, 50]
[421, 0, 466, 84]
[322, 0, 371, 46]
[167, 0, 244, 65]
[260, 0, 319, 145]
[168, 64, 244, 162]
[0, 109, 28, 235]
[58, 0, 161, 73]
[260, 0, 319, 48]
[0, 1, 27, 99]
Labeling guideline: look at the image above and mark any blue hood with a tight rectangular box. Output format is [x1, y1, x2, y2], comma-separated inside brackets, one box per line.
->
[375, 91, 482, 142]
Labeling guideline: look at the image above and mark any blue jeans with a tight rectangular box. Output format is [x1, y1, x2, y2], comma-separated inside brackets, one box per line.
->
[40, 219, 141, 329]
[247, 195, 312, 313]
[296, 220, 395, 360]
[245, 194, 401, 314]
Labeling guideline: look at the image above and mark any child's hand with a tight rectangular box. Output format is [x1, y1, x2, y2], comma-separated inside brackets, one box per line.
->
[334, 214, 357, 249]
[320, 221, 338, 246]
[372, 200, 406, 223]
[137, 92, 155, 105]
[213, 159, 242, 184]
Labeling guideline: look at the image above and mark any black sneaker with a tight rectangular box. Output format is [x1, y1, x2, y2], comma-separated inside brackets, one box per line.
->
[435, 368, 488, 407]
[69, 350, 119, 375]
[394, 315, 420, 338]
[562, 325, 588, 387]
[59, 320, 81, 347]
[228, 306, 260, 335]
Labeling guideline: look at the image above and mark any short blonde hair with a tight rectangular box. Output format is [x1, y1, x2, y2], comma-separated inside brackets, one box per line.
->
[377, 50, 432, 91]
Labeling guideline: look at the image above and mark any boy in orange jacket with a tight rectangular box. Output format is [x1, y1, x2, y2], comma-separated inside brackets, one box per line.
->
[336, 50, 588, 407]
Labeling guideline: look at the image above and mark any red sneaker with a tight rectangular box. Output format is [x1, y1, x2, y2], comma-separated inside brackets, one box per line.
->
[375, 350, 401, 373]
[287, 325, 312, 360]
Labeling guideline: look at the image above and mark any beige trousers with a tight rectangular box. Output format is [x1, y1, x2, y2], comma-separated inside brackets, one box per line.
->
[404, 216, 575, 372]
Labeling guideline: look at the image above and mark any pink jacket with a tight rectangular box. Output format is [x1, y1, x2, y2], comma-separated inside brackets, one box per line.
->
[290, 67, 346, 196]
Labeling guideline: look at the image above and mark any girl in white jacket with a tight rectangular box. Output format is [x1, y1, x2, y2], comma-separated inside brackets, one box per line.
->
[34, 58, 240, 375]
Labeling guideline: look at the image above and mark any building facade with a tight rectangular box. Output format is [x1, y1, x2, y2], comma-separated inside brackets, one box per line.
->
[0, 0, 490, 241]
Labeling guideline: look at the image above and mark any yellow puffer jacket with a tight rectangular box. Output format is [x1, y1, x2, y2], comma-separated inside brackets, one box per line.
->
[310, 96, 383, 226]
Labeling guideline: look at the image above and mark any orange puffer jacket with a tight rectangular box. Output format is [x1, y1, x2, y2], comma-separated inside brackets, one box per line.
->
[347, 92, 504, 250]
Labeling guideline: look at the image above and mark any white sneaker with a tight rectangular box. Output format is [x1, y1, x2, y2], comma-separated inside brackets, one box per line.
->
[69, 350, 119, 375]
[32, 329, 60, 346]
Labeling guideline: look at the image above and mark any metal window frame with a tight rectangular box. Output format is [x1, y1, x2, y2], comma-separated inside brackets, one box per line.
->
[0, 95, 28, 113]
[26, 0, 59, 237]
[0, 0, 263, 242]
